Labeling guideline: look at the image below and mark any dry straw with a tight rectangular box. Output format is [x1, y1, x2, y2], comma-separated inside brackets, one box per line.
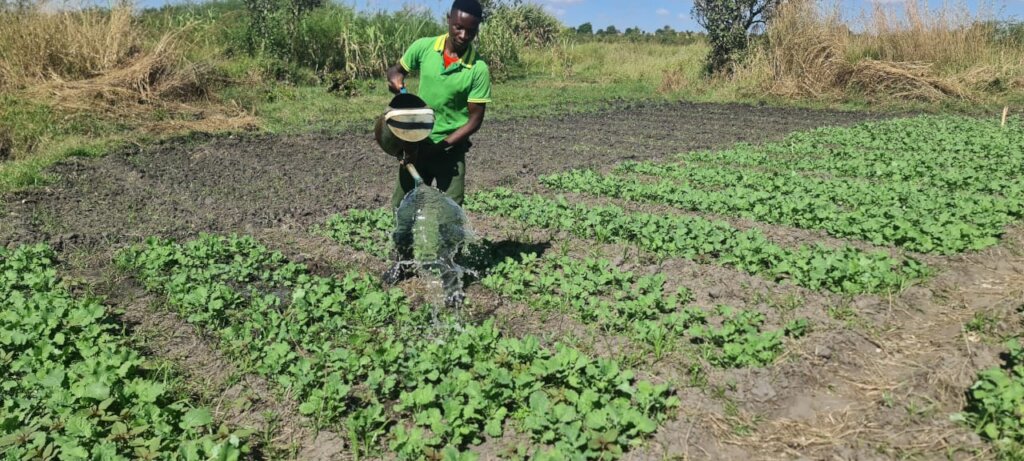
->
[0, 1, 252, 130]
[0, 3, 139, 88]
[748, 0, 1024, 102]
[29, 30, 211, 112]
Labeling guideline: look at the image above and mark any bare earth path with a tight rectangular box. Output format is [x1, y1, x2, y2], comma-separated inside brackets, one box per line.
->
[5, 101, 1016, 460]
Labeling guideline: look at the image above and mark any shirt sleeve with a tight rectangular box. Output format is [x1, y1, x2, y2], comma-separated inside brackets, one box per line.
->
[400, 37, 429, 72]
[467, 62, 492, 104]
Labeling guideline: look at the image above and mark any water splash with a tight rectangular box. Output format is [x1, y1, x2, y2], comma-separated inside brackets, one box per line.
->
[389, 183, 476, 327]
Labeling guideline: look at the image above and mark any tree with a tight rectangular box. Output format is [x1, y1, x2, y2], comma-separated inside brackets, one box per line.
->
[597, 25, 620, 36]
[691, 0, 780, 75]
[624, 26, 643, 37]
[655, 25, 677, 36]
[654, 25, 678, 43]
[576, 22, 593, 35]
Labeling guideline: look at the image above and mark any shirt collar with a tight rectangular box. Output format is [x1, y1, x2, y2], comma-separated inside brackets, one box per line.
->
[433, 34, 476, 68]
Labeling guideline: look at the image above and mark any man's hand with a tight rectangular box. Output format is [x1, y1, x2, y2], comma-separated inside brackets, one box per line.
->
[387, 63, 408, 94]
[403, 140, 450, 166]
[388, 77, 405, 94]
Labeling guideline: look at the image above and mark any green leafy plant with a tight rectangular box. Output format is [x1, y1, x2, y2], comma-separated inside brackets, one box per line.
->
[466, 188, 928, 295]
[117, 234, 680, 459]
[321, 210, 810, 366]
[687, 307, 807, 367]
[0, 244, 249, 460]
[542, 159, 1019, 255]
[956, 339, 1024, 454]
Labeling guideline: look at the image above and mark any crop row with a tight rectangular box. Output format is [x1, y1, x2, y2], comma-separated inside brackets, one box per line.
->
[1, 244, 248, 461]
[116, 234, 679, 460]
[957, 339, 1024, 455]
[465, 189, 929, 294]
[482, 253, 809, 366]
[541, 165, 1019, 254]
[323, 209, 809, 367]
[681, 116, 1024, 197]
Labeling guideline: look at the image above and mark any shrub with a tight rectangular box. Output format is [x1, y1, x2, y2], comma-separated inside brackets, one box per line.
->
[691, 0, 780, 75]
[477, 0, 562, 80]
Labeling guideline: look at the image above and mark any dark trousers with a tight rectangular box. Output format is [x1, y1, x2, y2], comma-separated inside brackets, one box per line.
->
[390, 141, 467, 209]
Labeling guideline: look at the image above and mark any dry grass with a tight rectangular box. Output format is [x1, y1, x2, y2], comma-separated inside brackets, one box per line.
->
[0, 3, 139, 88]
[28, 31, 213, 113]
[1, 2, 234, 114]
[746, 0, 1024, 102]
[0, 1, 253, 183]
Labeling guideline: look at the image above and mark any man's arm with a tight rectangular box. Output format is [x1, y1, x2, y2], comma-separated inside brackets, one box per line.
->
[387, 63, 409, 94]
[442, 102, 486, 148]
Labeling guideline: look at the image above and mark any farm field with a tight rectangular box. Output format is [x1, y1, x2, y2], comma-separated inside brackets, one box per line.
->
[2, 102, 1024, 460]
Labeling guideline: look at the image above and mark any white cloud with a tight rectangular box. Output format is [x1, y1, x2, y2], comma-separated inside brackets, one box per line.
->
[543, 5, 568, 16]
[657, 8, 670, 16]
[538, 0, 580, 17]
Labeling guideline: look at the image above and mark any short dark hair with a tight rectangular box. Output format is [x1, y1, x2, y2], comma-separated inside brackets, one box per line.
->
[451, 0, 483, 19]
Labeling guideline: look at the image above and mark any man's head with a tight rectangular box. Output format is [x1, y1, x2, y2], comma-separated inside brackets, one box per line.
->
[448, 0, 482, 54]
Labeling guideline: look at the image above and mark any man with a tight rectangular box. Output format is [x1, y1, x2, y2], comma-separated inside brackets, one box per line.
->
[386, 0, 491, 211]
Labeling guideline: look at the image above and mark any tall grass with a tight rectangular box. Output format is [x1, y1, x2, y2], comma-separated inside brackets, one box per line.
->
[740, 0, 1024, 102]
[0, 2, 215, 104]
[293, 2, 559, 81]
[0, 4, 138, 87]
[242, 4, 443, 80]
[0, 1, 257, 169]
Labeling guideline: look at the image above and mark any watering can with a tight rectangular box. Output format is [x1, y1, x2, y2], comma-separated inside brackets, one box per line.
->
[374, 88, 435, 163]
[375, 89, 472, 305]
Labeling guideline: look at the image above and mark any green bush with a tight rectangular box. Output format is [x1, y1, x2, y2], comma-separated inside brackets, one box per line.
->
[691, 0, 780, 75]
[144, 0, 562, 83]
[478, 1, 562, 80]
[238, 0, 441, 81]
[991, 20, 1024, 47]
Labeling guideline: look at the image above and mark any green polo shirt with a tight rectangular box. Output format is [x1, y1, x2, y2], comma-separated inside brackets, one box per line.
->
[400, 34, 492, 143]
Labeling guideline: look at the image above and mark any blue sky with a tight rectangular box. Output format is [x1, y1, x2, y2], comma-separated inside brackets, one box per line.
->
[352, 0, 1024, 32]
[140, 0, 1024, 32]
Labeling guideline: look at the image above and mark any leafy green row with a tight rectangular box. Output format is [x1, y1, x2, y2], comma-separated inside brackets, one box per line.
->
[321, 208, 394, 258]
[681, 116, 1024, 197]
[465, 189, 929, 294]
[1, 244, 248, 461]
[117, 235, 679, 460]
[322, 209, 809, 367]
[320, 209, 520, 271]
[956, 339, 1024, 455]
[483, 252, 808, 366]
[541, 165, 1020, 254]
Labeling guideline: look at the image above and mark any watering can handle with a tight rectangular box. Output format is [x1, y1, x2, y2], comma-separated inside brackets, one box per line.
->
[399, 87, 408, 94]
[405, 163, 424, 185]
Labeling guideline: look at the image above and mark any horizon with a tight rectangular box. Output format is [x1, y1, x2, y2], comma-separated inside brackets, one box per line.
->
[130, 0, 1024, 33]
[352, 0, 1024, 33]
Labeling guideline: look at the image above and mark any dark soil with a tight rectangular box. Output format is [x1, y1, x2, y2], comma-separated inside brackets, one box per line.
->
[6, 101, 1018, 460]
[0, 101, 878, 246]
